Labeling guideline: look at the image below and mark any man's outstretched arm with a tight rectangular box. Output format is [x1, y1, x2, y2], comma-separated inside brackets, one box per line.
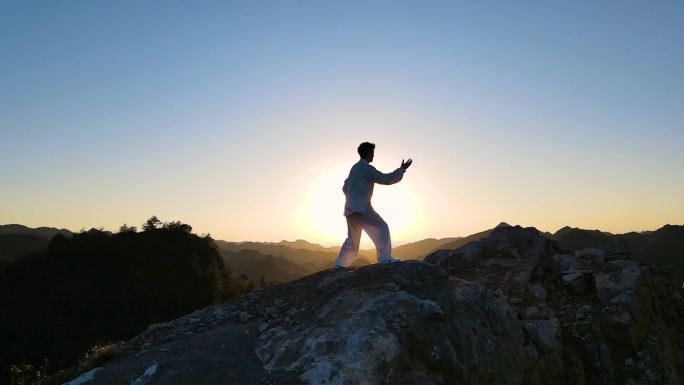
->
[367, 158, 412, 185]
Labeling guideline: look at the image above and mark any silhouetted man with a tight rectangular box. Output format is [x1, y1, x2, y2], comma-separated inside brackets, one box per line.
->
[333, 142, 413, 268]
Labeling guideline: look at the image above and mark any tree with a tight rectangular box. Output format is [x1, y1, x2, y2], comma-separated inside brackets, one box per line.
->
[161, 221, 192, 233]
[142, 216, 161, 231]
[119, 224, 137, 233]
[0, 222, 225, 383]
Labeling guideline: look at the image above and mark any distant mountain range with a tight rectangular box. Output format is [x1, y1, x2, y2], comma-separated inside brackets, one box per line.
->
[2, 222, 682, 282]
[0, 224, 73, 238]
[0, 224, 73, 264]
[549, 224, 684, 278]
[217, 248, 314, 283]
[214, 236, 466, 282]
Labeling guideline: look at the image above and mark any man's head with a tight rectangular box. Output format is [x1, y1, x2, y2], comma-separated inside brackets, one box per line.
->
[357, 142, 375, 162]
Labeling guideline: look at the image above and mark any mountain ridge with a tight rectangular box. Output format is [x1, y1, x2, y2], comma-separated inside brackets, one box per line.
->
[41, 224, 684, 385]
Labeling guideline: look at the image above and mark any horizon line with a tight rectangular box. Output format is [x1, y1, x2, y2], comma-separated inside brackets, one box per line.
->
[3, 221, 681, 248]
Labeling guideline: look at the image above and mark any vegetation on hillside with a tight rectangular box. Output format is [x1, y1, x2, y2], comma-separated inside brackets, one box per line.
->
[0, 217, 256, 385]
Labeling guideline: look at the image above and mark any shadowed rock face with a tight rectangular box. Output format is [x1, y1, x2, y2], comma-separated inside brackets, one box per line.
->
[425, 225, 684, 385]
[425, 224, 561, 265]
[44, 226, 684, 385]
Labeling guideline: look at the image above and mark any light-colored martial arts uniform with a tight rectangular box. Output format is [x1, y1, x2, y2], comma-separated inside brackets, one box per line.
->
[333, 159, 406, 268]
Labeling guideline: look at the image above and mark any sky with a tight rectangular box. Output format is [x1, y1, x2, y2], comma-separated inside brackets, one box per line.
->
[1, 1, 683, 246]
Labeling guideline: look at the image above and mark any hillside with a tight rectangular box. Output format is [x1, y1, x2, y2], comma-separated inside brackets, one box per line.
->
[0, 225, 74, 263]
[553, 224, 684, 279]
[216, 222, 684, 286]
[0, 234, 50, 264]
[220, 249, 311, 283]
[551, 227, 614, 250]
[0, 224, 73, 238]
[0, 225, 235, 385]
[426, 222, 510, 253]
[215, 240, 338, 269]
[42, 225, 684, 385]
[4, 221, 683, 384]
[215, 241, 338, 277]
[389, 236, 461, 260]
[215, 236, 461, 279]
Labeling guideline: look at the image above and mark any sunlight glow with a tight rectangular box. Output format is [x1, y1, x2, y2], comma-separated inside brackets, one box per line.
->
[298, 162, 421, 248]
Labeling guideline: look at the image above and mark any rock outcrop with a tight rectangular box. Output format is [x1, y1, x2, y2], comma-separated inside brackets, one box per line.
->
[425, 224, 684, 385]
[44, 225, 684, 385]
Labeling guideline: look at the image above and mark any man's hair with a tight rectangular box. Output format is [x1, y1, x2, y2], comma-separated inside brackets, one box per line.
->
[357, 142, 375, 158]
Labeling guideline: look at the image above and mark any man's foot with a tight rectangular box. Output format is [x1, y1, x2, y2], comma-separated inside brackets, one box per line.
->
[378, 256, 401, 264]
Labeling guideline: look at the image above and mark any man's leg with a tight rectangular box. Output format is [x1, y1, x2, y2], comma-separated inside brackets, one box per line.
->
[361, 206, 396, 263]
[333, 214, 363, 268]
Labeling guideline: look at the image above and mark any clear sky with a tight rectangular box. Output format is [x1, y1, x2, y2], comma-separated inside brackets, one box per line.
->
[1, 1, 683, 246]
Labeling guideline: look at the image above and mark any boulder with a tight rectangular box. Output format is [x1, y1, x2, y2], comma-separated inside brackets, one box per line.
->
[575, 247, 606, 259]
[552, 253, 578, 271]
[527, 283, 548, 303]
[257, 267, 540, 385]
[522, 318, 561, 354]
[561, 269, 592, 294]
[594, 260, 652, 364]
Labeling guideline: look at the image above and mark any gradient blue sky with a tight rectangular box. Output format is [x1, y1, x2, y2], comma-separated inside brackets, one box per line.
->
[1, 1, 683, 244]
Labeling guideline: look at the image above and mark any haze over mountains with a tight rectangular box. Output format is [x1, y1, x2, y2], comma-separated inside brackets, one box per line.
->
[2, 222, 682, 283]
[215, 236, 465, 283]
[217, 222, 684, 283]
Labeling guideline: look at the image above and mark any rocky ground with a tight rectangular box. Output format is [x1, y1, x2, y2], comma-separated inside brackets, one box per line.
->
[426, 224, 684, 385]
[42, 225, 684, 385]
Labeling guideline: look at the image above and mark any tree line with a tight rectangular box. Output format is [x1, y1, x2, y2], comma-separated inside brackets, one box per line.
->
[0, 217, 259, 385]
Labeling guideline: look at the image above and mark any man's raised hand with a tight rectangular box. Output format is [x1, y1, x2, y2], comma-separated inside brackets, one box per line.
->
[401, 158, 413, 170]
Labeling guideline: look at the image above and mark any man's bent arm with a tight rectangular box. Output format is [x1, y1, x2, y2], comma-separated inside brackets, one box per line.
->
[368, 166, 405, 185]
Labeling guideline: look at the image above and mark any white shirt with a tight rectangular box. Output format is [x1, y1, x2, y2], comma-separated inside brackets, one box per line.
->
[342, 159, 406, 216]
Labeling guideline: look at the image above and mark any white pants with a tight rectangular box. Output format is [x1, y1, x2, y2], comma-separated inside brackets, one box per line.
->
[334, 205, 392, 267]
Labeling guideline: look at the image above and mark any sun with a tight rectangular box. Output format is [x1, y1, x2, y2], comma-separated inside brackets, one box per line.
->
[298, 163, 420, 247]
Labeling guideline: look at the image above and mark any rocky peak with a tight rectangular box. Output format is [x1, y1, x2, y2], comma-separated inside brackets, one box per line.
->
[425, 225, 684, 385]
[424, 224, 559, 265]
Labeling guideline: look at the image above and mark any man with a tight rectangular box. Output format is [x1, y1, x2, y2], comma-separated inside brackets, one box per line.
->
[333, 142, 413, 268]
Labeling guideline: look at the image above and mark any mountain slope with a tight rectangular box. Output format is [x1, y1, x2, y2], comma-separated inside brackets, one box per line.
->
[552, 224, 684, 278]
[220, 249, 311, 282]
[0, 224, 74, 263]
[216, 235, 462, 274]
[424, 222, 510, 255]
[215, 225, 504, 277]
[275, 239, 337, 252]
[0, 228, 224, 384]
[620, 224, 684, 277]
[0, 234, 50, 262]
[551, 227, 614, 250]
[44, 227, 684, 385]
[0, 224, 73, 238]
[387, 237, 461, 260]
[215, 240, 338, 268]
